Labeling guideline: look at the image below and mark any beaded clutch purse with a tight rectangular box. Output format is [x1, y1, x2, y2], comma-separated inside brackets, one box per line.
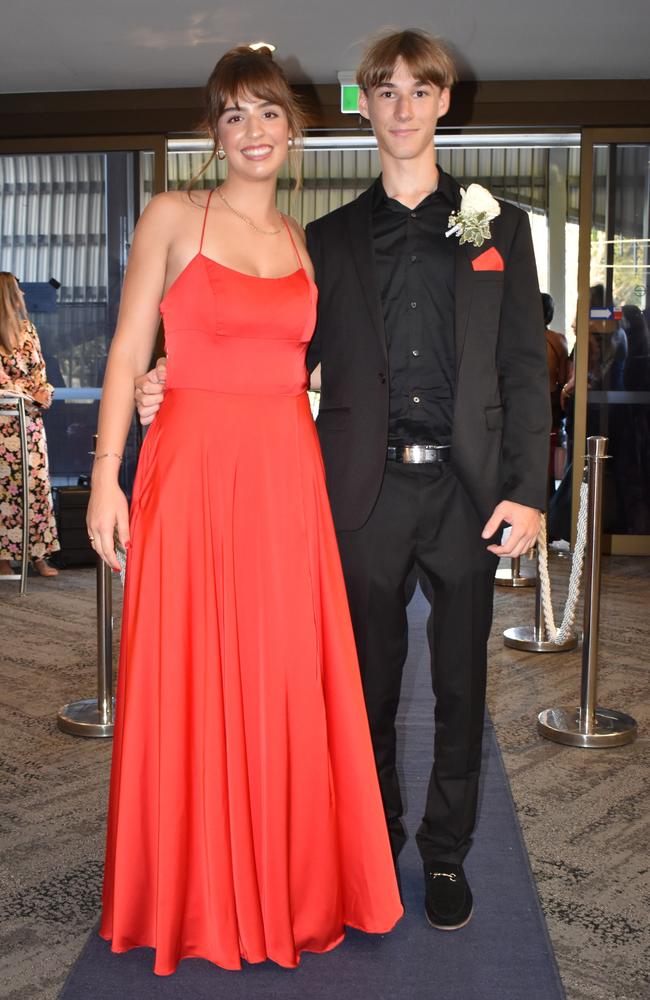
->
[115, 542, 127, 586]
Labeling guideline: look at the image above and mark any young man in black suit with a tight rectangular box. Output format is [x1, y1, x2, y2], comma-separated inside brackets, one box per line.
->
[135, 28, 550, 932]
[304, 29, 549, 930]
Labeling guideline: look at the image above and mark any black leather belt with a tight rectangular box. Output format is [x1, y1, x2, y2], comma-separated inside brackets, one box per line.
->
[387, 444, 451, 464]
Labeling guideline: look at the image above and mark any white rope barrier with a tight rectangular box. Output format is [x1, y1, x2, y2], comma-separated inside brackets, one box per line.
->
[537, 475, 590, 644]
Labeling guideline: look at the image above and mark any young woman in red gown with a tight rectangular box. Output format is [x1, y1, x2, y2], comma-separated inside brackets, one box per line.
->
[86, 45, 402, 975]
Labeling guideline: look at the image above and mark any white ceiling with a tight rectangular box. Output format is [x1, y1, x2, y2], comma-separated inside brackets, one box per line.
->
[2, 0, 649, 94]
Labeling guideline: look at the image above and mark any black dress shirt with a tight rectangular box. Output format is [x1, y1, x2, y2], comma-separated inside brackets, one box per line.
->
[372, 169, 457, 445]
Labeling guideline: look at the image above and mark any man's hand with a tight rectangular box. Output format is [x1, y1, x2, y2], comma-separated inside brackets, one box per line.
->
[481, 501, 542, 558]
[135, 357, 167, 425]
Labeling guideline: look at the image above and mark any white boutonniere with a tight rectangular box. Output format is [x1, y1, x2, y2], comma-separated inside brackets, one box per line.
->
[445, 184, 501, 247]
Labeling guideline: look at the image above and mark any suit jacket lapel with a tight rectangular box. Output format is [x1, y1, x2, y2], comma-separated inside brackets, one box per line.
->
[345, 185, 388, 364]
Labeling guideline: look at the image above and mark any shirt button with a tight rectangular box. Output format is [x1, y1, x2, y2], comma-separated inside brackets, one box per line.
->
[410, 211, 418, 219]
[412, 395, 421, 404]
[410, 255, 417, 263]
[412, 349, 420, 357]
[410, 301, 417, 309]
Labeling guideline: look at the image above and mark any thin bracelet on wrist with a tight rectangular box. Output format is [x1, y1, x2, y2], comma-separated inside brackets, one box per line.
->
[91, 451, 123, 463]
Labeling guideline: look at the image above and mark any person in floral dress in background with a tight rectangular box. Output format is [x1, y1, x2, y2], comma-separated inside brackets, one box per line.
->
[0, 272, 60, 577]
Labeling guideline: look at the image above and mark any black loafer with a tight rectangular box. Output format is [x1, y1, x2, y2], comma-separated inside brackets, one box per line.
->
[424, 861, 473, 930]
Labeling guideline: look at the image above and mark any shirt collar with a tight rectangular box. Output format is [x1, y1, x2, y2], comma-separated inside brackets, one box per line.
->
[372, 167, 457, 214]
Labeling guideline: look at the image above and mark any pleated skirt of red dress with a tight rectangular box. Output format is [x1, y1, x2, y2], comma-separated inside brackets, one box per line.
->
[99, 388, 402, 974]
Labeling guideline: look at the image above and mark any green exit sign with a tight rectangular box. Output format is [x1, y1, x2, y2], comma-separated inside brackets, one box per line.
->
[341, 83, 360, 114]
[338, 72, 359, 114]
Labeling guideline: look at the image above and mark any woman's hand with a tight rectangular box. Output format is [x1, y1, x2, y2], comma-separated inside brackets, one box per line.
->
[30, 385, 54, 408]
[135, 357, 167, 425]
[87, 473, 130, 571]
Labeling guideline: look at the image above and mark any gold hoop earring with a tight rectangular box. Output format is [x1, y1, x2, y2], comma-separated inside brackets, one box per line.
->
[217, 145, 226, 161]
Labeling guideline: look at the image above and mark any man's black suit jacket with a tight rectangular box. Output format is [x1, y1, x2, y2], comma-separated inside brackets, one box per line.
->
[305, 176, 551, 533]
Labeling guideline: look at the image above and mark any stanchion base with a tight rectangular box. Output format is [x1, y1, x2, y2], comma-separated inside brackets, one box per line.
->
[504, 626, 579, 652]
[494, 568, 536, 588]
[537, 706, 637, 748]
[57, 698, 115, 738]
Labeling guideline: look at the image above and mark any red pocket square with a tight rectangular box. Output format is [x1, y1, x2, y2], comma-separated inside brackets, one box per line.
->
[471, 247, 504, 271]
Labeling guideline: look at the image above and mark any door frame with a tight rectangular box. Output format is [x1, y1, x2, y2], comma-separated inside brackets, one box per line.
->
[573, 127, 650, 554]
[0, 134, 167, 192]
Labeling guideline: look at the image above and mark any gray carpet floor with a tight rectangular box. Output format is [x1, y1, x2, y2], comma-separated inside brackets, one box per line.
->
[1, 554, 649, 1000]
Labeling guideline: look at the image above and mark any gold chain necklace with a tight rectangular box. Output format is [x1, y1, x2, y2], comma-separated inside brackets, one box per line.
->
[217, 188, 283, 236]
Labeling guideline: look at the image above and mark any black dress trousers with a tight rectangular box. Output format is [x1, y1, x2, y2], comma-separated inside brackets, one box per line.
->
[336, 460, 499, 866]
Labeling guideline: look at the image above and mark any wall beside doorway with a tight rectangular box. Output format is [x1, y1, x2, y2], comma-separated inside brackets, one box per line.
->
[1, 79, 649, 140]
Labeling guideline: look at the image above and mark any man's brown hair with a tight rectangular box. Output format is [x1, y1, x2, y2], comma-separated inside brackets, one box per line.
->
[357, 29, 457, 92]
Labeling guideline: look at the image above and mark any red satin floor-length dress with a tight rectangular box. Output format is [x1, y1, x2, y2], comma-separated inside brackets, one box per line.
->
[99, 194, 403, 974]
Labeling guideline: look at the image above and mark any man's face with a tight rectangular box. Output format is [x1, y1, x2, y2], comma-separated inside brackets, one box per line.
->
[358, 57, 450, 164]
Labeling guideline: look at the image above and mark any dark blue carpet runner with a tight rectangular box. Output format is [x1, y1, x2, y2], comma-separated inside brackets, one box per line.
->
[59, 588, 565, 1000]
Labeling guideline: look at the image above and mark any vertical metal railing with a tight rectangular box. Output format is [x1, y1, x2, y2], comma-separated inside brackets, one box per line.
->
[0, 394, 30, 595]
[503, 545, 578, 652]
[538, 437, 637, 747]
[494, 555, 536, 588]
[57, 558, 114, 738]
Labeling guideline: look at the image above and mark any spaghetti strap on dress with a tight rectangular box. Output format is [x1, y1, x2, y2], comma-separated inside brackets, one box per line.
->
[99, 190, 402, 974]
[281, 214, 305, 269]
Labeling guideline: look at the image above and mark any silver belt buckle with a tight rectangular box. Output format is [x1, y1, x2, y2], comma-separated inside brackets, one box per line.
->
[387, 443, 450, 464]
[403, 444, 430, 463]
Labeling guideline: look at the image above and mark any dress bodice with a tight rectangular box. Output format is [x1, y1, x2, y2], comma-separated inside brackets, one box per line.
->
[159, 195, 317, 396]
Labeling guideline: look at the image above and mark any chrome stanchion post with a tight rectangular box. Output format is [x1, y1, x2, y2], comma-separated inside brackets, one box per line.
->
[57, 557, 115, 738]
[495, 554, 535, 588]
[17, 396, 29, 596]
[538, 436, 637, 747]
[504, 547, 578, 652]
[0, 395, 30, 594]
[581, 436, 604, 735]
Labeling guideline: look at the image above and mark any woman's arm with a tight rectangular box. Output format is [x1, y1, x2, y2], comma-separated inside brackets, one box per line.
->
[88, 194, 177, 569]
[22, 324, 54, 407]
[0, 353, 11, 390]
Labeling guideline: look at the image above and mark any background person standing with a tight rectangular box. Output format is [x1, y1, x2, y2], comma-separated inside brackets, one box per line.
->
[0, 272, 59, 577]
[541, 292, 569, 494]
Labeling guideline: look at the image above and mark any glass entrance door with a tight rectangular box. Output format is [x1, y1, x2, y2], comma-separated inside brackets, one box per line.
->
[574, 130, 650, 554]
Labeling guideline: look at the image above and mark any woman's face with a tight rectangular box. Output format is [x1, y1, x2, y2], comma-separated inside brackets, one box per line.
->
[217, 94, 290, 183]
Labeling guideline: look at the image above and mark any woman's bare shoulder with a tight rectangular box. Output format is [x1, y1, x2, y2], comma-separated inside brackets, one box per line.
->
[140, 189, 209, 220]
[133, 190, 211, 249]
